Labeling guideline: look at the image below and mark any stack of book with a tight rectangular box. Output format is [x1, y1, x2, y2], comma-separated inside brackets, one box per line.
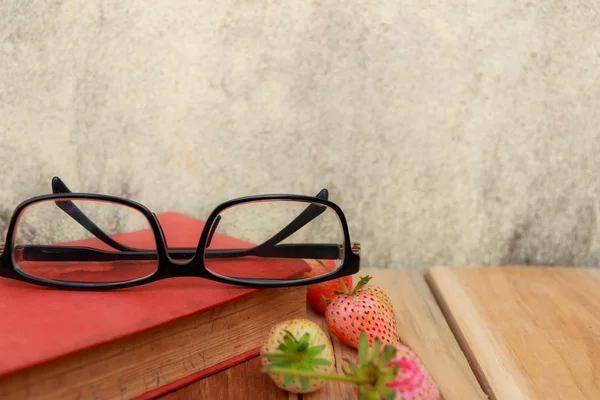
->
[0, 212, 307, 399]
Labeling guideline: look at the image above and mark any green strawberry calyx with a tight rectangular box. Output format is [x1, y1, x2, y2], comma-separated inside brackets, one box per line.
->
[263, 331, 400, 400]
[332, 275, 372, 297]
[314, 258, 372, 306]
[346, 330, 399, 400]
[262, 329, 333, 391]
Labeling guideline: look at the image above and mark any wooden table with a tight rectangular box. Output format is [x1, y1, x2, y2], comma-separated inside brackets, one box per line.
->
[427, 265, 600, 400]
[160, 266, 600, 400]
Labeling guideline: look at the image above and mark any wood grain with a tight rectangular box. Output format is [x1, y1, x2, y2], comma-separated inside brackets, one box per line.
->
[162, 267, 485, 399]
[160, 356, 290, 400]
[364, 268, 487, 400]
[426, 266, 600, 400]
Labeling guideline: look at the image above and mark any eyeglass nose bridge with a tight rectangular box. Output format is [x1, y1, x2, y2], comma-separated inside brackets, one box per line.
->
[150, 213, 179, 263]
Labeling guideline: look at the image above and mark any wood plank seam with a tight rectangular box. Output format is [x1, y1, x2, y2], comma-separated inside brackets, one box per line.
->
[424, 271, 495, 400]
[426, 266, 600, 399]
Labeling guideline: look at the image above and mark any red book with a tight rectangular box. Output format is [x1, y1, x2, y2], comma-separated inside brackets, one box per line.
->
[0, 212, 308, 399]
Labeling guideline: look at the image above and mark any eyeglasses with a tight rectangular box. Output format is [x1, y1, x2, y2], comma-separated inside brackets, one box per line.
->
[0, 177, 360, 290]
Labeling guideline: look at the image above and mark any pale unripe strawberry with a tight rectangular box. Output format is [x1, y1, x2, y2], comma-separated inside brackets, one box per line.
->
[260, 318, 335, 393]
[325, 275, 400, 348]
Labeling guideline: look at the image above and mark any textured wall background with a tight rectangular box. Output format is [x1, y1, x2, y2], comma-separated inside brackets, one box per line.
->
[1, 1, 599, 270]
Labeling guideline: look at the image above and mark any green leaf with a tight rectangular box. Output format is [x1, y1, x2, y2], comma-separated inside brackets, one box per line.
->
[379, 367, 397, 381]
[310, 357, 332, 365]
[268, 358, 290, 367]
[282, 339, 293, 351]
[297, 332, 310, 352]
[379, 387, 396, 400]
[298, 332, 310, 344]
[360, 389, 380, 400]
[305, 344, 326, 358]
[281, 335, 296, 352]
[370, 337, 382, 362]
[378, 344, 396, 366]
[300, 376, 309, 391]
[352, 275, 372, 294]
[283, 374, 294, 387]
[282, 329, 298, 343]
[297, 341, 309, 352]
[358, 331, 368, 366]
[278, 340, 296, 353]
[342, 358, 359, 375]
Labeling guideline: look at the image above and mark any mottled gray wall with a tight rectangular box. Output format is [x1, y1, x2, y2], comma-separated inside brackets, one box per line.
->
[1, 1, 600, 270]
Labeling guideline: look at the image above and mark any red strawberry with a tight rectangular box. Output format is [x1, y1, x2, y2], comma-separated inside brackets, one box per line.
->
[260, 318, 335, 393]
[262, 331, 440, 400]
[305, 259, 353, 314]
[325, 275, 400, 348]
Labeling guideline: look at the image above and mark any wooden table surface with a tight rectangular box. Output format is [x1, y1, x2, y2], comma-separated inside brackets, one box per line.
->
[161, 265, 600, 399]
[427, 265, 600, 400]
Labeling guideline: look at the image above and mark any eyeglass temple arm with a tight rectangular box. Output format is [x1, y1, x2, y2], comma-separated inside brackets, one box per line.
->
[51, 177, 137, 252]
[245, 188, 329, 254]
[51, 176, 330, 255]
[17, 243, 340, 262]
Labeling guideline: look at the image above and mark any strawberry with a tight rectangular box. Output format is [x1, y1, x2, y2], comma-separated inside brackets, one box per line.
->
[325, 275, 400, 348]
[305, 259, 353, 314]
[262, 331, 440, 400]
[260, 318, 335, 393]
[382, 341, 440, 400]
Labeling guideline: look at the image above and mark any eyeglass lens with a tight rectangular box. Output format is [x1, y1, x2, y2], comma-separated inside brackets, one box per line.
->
[203, 200, 345, 281]
[12, 198, 159, 283]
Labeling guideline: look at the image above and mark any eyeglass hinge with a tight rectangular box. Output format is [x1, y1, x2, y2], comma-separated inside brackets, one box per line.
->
[351, 241, 361, 256]
[0, 242, 4, 256]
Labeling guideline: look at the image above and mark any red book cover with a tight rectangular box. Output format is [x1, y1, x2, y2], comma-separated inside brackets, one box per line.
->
[0, 211, 310, 385]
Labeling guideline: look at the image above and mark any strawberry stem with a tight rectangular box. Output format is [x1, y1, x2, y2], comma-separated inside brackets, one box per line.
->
[316, 259, 349, 294]
[333, 275, 372, 297]
[351, 275, 371, 293]
[262, 366, 372, 384]
[338, 275, 350, 294]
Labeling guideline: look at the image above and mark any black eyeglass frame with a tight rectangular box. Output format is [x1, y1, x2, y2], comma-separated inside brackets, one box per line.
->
[0, 190, 360, 290]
